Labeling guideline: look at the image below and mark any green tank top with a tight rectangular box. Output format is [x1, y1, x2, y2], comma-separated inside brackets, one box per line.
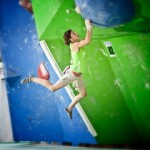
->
[70, 43, 82, 73]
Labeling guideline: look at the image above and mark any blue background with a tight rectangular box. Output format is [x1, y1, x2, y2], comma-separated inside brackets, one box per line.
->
[0, 0, 96, 145]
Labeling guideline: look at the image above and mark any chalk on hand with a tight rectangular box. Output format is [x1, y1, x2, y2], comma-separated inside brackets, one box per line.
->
[85, 19, 92, 30]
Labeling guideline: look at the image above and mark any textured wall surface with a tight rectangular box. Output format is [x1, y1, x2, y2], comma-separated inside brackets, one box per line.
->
[32, 0, 150, 144]
[0, 0, 96, 145]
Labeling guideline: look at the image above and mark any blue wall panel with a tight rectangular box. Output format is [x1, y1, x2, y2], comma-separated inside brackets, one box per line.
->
[0, 0, 96, 145]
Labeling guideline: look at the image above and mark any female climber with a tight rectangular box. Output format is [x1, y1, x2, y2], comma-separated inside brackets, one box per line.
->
[21, 19, 92, 119]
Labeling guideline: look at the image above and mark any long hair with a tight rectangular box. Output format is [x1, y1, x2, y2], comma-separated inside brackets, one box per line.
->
[63, 29, 72, 46]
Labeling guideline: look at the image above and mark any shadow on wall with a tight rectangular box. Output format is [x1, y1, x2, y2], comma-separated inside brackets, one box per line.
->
[114, 0, 150, 33]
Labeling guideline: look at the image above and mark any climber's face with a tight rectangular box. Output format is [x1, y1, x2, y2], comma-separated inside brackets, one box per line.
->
[70, 31, 79, 42]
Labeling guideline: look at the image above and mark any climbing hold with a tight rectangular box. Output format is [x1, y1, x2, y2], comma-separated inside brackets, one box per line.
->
[74, 0, 135, 27]
[66, 9, 71, 14]
[37, 63, 50, 80]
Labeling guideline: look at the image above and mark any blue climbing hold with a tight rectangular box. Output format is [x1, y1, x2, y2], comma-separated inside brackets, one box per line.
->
[74, 0, 135, 27]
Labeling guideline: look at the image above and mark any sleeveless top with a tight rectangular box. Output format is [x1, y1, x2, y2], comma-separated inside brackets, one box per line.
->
[70, 43, 82, 73]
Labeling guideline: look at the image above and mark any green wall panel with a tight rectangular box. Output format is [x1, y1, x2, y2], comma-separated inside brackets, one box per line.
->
[32, 0, 150, 144]
[31, 0, 63, 39]
[101, 33, 150, 143]
[32, 0, 150, 41]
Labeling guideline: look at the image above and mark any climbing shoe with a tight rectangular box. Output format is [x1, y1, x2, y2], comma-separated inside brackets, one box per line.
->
[64, 108, 72, 119]
[21, 75, 33, 84]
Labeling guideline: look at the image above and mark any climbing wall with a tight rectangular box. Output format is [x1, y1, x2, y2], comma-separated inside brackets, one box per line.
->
[0, 0, 96, 145]
[32, 0, 150, 144]
[0, 0, 150, 146]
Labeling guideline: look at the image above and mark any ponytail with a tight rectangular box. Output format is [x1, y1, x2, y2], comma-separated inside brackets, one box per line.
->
[63, 29, 72, 46]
